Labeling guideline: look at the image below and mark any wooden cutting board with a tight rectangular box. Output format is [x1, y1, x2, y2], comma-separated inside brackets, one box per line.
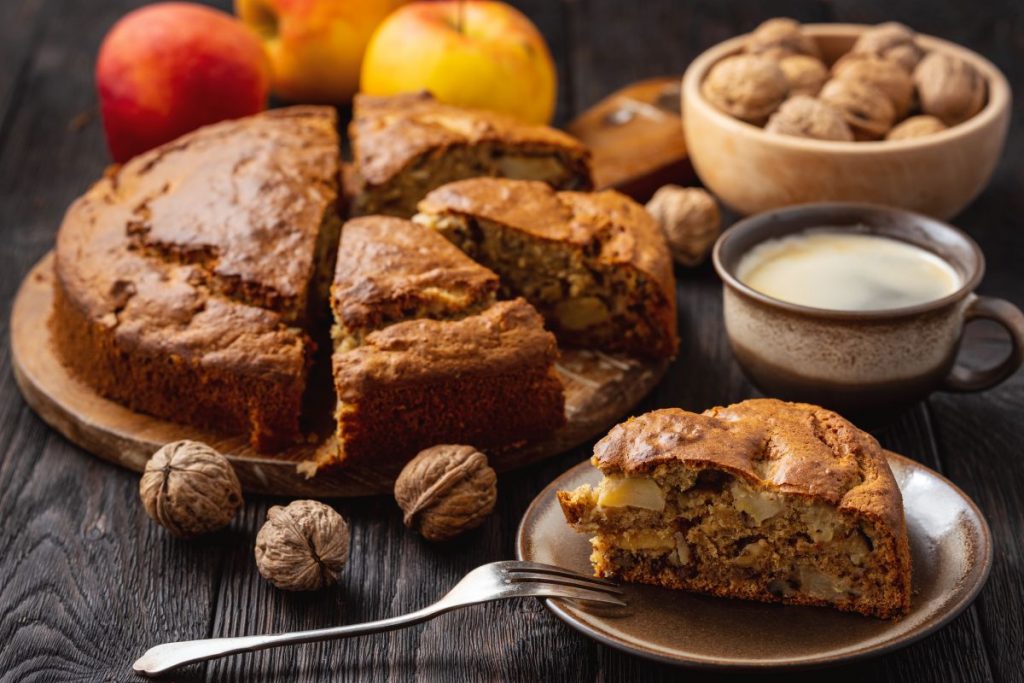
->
[568, 75, 693, 201]
[11, 253, 668, 497]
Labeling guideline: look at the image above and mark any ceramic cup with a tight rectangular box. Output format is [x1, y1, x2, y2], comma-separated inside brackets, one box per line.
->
[712, 203, 1024, 417]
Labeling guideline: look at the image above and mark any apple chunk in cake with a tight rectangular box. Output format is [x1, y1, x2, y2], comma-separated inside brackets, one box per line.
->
[558, 400, 912, 619]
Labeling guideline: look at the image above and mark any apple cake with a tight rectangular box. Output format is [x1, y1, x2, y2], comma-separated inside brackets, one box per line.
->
[332, 298, 566, 466]
[414, 178, 678, 358]
[52, 106, 342, 451]
[330, 216, 498, 351]
[348, 92, 593, 217]
[558, 399, 912, 618]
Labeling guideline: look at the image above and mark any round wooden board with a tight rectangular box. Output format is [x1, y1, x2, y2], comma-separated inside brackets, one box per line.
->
[11, 252, 668, 497]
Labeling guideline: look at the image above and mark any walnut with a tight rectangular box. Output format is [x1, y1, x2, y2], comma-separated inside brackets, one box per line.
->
[139, 440, 243, 538]
[778, 55, 828, 97]
[819, 78, 896, 140]
[645, 185, 722, 267]
[394, 445, 497, 541]
[914, 52, 987, 126]
[765, 95, 854, 142]
[745, 18, 821, 60]
[702, 54, 789, 124]
[887, 114, 949, 140]
[851, 22, 925, 74]
[255, 500, 350, 591]
[833, 53, 914, 118]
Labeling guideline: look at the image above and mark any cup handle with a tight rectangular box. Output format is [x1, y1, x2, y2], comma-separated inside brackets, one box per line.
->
[942, 295, 1024, 392]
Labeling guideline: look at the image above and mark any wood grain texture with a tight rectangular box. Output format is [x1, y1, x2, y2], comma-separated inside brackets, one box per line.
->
[11, 253, 667, 497]
[1, 0, 1022, 681]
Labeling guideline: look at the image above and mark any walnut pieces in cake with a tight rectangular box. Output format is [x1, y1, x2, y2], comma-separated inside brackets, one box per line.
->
[850, 22, 925, 74]
[701, 54, 789, 124]
[819, 78, 896, 140]
[255, 500, 350, 591]
[139, 440, 243, 538]
[394, 445, 497, 541]
[778, 55, 828, 97]
[645, 185, 722, 266]
[833, 53, 915, 118]
[887, 115, 949, 140]
[744, 18, 821, 60]
[765, 95, 854, 141]
[914, 52, 987, 125]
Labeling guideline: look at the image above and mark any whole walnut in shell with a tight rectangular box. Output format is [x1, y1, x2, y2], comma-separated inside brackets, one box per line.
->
[914, 52, 987, 126]
[778, 55, 828, 97]
[702, 54, 789, 124]
[139, 440, 242, 538]
[765, 95, 854, 141]
[833, 53, 915, 118]
[745, 18, 821, 60]
[887, 114, 949, 140]
[851, 22, 924, 74]
[255, 500, 350, 591]
[819, 78, 896, 140]
[394, 445, 497, 542]
[645, 185, 722, 267]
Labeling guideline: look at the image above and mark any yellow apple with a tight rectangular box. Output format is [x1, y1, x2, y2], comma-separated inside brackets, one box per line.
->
[236, 0, 406, 103]
[360, 0, 557, 124]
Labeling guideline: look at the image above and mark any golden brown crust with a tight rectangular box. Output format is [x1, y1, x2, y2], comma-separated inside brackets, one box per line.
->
[52, 107, 340, 450]
[417, 178, 678, 357]
[351, 92, 591, 186]
[592, 399, 904, 531]
[331, 216, 498, 334]
[334, 299, 559, 397]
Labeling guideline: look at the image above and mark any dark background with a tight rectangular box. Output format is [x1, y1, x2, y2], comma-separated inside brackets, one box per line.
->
[1, 1, 1022, 681]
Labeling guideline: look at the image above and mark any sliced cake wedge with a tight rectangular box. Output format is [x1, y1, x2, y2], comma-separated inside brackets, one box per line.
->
[558, 399, 912, 619]
[330, 216, 498, 351]
[348, 92, 593, 217]
[414, 178, 678, 359]
[332, 299, 566, 466]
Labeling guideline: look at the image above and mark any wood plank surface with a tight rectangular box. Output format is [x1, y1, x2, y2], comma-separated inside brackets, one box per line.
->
[0, 0, 1021, 682]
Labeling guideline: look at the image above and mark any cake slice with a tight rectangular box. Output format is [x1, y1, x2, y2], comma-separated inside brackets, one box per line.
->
[331, 299, 565, 466]
[558, 399, 912, 618]
[330, 216, 498, 350]
[414, 178, 678, 359]
[53, 106, 341, 451]
[348, 92, 593, 217]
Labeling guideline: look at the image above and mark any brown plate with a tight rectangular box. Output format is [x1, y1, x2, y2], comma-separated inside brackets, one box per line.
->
[515, 451, 992, 669]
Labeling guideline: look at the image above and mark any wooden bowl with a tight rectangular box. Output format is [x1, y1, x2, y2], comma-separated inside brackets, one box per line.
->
[681, 24, 1011, 220]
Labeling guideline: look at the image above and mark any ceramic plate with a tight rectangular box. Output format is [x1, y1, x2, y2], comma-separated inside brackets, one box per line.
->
[515, 451, 992, 669]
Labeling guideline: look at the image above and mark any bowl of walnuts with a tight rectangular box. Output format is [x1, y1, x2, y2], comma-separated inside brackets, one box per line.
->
[681, 20, 1011, 220]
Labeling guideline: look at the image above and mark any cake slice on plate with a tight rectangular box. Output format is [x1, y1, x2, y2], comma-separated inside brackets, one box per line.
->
[348, 92, 593, 217]
[558, 399, 912, 618]
[414, 178, 678, 359]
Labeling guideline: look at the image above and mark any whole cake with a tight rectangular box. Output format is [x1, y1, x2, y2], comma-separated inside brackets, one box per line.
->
[558, 399, 912, 618]
[415, 178, 678, 358]
[326, 216, 565, 468]
[348, 92, 593, 217]
[52, 106, 342, 451]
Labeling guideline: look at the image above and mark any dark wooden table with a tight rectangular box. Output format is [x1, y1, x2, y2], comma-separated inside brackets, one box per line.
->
[2, 1, 1022, 681]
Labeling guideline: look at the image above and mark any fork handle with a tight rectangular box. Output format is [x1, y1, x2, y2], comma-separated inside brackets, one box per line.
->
[132, 604, 448, 677]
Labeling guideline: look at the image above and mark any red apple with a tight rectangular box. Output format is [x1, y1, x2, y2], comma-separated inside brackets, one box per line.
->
[96, 2, 271, 162]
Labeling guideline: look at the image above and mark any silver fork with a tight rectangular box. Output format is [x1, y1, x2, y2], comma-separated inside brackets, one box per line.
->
[132, 560, 625, 677]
